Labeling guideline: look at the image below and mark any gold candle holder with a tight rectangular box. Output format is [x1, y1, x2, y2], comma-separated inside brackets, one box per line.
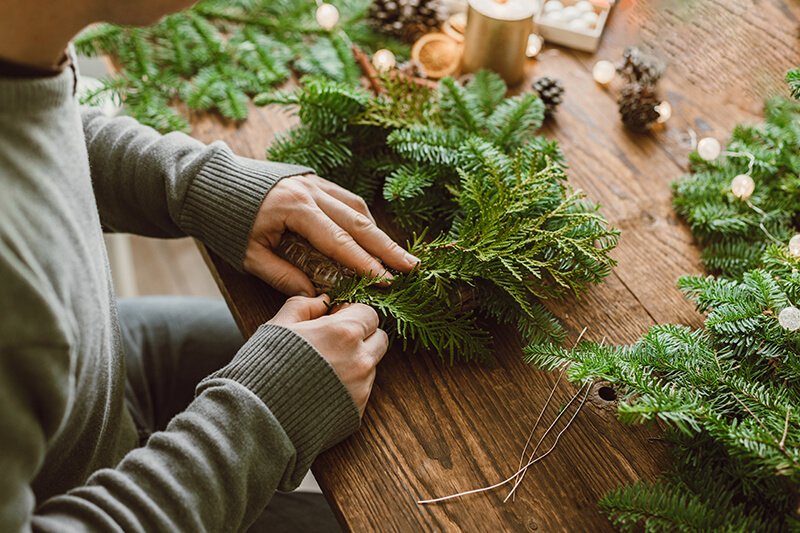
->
[461, 0, 536, 86]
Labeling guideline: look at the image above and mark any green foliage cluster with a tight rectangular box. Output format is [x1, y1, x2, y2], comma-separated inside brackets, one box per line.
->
[261, 72, 618, 361]
[673, 96, 800, 278]
[527, 80, 800, 531]
[74, 0, 407, 132]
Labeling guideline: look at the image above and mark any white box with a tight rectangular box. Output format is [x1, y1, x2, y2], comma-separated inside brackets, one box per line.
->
[534, 0, 612, 53]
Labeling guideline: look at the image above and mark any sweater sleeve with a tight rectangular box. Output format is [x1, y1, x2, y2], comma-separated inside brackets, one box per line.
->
[2, 325, 360, 532]
[81, 107, 313, 269]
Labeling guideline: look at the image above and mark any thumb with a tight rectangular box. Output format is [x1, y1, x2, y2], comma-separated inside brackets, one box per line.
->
[244, 245, 316, 297]
[272, 294, 331, 325]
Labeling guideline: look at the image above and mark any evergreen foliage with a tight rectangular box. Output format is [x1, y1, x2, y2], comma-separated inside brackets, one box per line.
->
[260, 72, 618, 361]
[74, 0, 407, 132]
[527, 81, 800, 531]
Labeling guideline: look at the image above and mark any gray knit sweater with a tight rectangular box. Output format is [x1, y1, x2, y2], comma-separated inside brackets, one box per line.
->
[0, 58, 359, 531]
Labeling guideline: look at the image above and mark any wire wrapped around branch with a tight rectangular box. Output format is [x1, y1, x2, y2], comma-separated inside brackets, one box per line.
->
[277, 232, 352, 293]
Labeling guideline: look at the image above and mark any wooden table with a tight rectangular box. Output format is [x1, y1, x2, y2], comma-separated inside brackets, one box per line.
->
[192, 1, 800, 530]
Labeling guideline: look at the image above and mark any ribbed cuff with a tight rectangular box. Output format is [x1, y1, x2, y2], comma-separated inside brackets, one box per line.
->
[180, 148, 313, 269]
[198, 324, 360, 469]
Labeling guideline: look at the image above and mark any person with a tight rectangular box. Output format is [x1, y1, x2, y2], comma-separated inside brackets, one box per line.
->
[0, 0, 420, 531]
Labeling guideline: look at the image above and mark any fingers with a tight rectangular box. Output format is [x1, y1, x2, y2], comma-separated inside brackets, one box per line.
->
[305, 175, 376, 223]
[272, 294, 330, 325]
[315, 194, 418, 274]
[244, 245, 316, 297]
[332, 303, 380, 339]
[363, 328, 389, 364]
[288, 206, 392, 280]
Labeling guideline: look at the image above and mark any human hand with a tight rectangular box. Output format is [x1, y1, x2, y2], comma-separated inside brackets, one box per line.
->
[244, 174, 419, 296]
[268, 295, 388, 416]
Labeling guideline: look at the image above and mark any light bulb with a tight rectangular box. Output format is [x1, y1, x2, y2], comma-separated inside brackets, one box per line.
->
[315, 3, 339, 31]
[526, 34, 543, 58]
[697, 137, 721, 161]
[592, 60, 616, 85]
[730, 174, 755, 200]
[789, 234, 800, 257]
[654, 101, 671, 123]
[779, 306, 800, 331]
[371, 49, 396, 73]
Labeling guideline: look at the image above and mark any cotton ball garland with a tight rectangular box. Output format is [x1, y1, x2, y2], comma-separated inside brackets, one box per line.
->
[697, 137, 721, 161]
[315, 3, 339, 30]
[789, 234, 800, 257]
[779, 306, 800, 332]
[593, 60, 616, 85]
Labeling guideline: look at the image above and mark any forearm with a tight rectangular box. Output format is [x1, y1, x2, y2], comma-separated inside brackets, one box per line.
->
[6, 326, 359, 533]
[81, 107, 312, 267]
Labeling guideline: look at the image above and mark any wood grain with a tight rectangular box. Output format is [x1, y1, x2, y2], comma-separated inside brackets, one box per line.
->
[190, 1, 800, 529]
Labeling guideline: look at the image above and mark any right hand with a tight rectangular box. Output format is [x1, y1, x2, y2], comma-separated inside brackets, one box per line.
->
[268, 295, 388, 416]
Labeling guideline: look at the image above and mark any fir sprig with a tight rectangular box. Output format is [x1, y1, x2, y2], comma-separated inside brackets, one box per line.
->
[75, 0, 408, 132]
[261, 72, 618, 362]
[527, 77, 800, 531]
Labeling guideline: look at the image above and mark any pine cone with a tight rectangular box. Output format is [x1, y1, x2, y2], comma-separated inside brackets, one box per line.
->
[532, 76, 565, 117]
[617, 46, 665, 86]
[618, 83, 660, 132]
[368, 0, 446, 42]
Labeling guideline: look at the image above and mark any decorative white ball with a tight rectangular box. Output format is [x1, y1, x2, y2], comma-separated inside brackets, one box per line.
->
[788, 234, 800, 258]
[654, 101, 672, 123]
[526, 33, 544, 57]
[575, 0, 594, 12]
[779, 306, 800, 332]
[544, 10, 567, 22]
[568, 18, 590, 30]
[372, 49, 397, 73]
[697, 137, 722, 161]
[544, 0, 564, 13]
[581, 11, 599, 25]
[592, 60, 616, 85]
[730, 174, 755, 200]
[315, 3, 340, 30]
[562, 5, 579, 20]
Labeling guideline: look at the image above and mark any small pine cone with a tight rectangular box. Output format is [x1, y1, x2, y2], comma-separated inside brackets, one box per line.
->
[368, 0, 446, 42]
[618, 83, 661, 132]
[617, 46, 665, 86]
[532, 76, 565, 117]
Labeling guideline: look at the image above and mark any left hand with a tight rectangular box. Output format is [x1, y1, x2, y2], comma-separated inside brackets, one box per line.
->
[244, 174, 419, 296]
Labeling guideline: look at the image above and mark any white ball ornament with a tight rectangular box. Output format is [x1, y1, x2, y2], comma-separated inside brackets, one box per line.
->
[779, 306, 800, 332]
[654, 101, 672, 123]
[581, 11, 599, 26]
[526, 34, 544, 58]
[730, 174, 755, 200]
[575, 0, 594, 12]
[592, 60, 616, 85]
[788, 234, 800, 258]
[562, 5, 579, 20]
[697, 137, 721, 161]
[315, 3, 340, 30]
[568, 18, 590, 30]
[371, 49, 397, 73]
[544, 0, 564, 13]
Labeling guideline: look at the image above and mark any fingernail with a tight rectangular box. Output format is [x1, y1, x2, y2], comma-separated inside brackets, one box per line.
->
[320, 294, 331, 303]
[382, 269, 395, 281]
[405, 252, 420, 266]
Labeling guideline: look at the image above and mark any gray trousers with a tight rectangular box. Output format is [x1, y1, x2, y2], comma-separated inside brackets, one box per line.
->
[118, 296, 341, 533]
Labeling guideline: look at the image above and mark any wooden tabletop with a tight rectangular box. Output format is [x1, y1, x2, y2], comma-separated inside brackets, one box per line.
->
[192, 1, 800, 530]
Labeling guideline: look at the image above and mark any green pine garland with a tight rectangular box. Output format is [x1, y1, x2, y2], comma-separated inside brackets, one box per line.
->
[258, 72, 619, 362]
[527, 74, 800, 531]
[74, 0, 407, 132]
